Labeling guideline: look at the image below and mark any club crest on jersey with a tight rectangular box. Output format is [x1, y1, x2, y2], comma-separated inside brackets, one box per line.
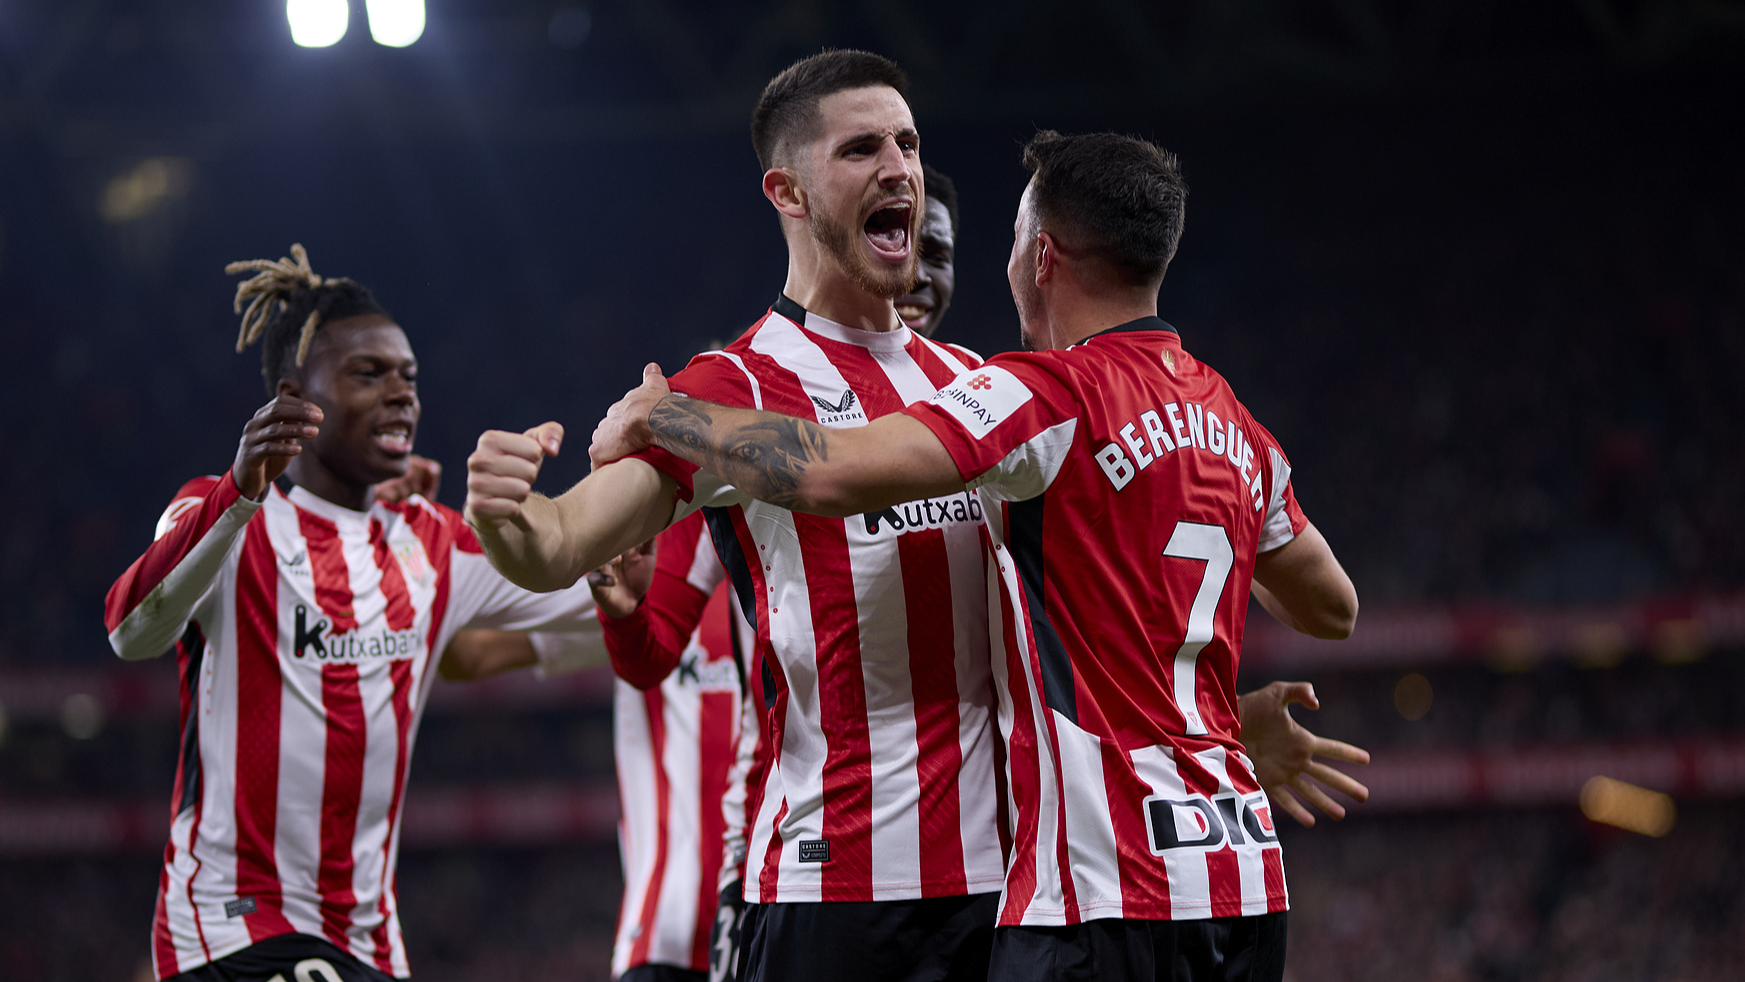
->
[1141, 791, 1278, 855]
[1160, 348, 1177, 376]
[862, 491, 984, 536]
[394, 539, 435, 588]
[809, 388, 865, 426]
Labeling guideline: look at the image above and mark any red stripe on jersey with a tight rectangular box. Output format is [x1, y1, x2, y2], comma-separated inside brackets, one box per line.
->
[369, 518, 416, 631]
[996, 579, 1042, 925]
[317, 663, 367, 951]
[796, 513, 875, 900]
[628, 687, 673, 969]
[370, 657, 415, 973]
[897, 528, 968, 897]
[1263, 849, 1287, 913]
[1015, 575, 1083, 922]
[234, 518, 295, 941]
[105, 475, 230, 631]
[757, 797, 789, 899]
[152, 855, 178, 977]
[298, 510, 359, 633]
[1105, 742, 1168, 919]
[1206, 848, 1243, 918]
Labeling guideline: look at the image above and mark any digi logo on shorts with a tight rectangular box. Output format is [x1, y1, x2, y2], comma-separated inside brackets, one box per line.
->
[1141, 791, 1278, 855]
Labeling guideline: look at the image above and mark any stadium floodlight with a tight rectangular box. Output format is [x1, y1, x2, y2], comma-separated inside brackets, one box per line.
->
[287, 0, 349, 48]
[365, 0, 425, 47]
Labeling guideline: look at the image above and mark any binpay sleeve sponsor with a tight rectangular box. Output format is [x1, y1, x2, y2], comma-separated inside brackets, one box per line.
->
[928, 365, 1034, 440]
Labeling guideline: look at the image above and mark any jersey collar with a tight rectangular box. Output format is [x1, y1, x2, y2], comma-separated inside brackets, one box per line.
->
[283, 481, 376, 527]
[772, 294, 915, 353]
[1071, 315, 1179, 348]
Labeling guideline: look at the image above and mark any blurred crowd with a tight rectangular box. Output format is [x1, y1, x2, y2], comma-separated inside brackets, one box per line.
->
[1282, 804, 1745, 982]
[1239, 651, 1745, 753]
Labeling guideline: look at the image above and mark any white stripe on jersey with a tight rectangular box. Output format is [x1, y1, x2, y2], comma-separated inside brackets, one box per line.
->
[1054, 718, 1124, 921]
[113, 480, 599, 979]
[1260, 448, 1296, 551]
[674, 303, 1004, 904]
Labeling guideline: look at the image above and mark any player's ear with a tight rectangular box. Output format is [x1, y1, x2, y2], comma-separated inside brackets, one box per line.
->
[764, 167, 807, 219]
[276, 376, 304, 400]
[1034, 231, 1059, 286]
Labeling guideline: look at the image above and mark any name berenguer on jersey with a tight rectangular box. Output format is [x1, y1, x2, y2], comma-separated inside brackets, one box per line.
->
[938, 370, 1268, 506]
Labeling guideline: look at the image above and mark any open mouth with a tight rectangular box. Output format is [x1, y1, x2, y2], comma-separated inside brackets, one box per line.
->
[373, 422, 414, 457]
[863, 201, 913, 261]
[894, 299, 932, 328]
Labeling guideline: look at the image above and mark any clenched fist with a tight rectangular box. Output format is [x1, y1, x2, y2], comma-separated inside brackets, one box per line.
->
[465, 421, 564, 528]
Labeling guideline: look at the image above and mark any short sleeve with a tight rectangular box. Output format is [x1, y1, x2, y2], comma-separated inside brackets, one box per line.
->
[1251, 420, 1309, 552]
[630, 350, 763, 506]
[901, 354, 1082, 503]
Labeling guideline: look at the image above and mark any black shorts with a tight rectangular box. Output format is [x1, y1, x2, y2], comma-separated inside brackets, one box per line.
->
[164, 933, 396, 982]
[988, 912, 1287, 982]
[741, 891, 999, 982]
[707, 880, 750, 982]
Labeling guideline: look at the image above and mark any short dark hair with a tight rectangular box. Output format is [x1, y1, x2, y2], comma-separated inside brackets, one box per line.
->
[1020, 130, 1187, 288]
[922, 162, 959, 237]
[256, 281, 391, 394]
[750, 49, 909, 171]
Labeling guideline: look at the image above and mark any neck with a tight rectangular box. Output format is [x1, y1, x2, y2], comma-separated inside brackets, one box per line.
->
[1039, 290, 1159, 350]
[782, 237, 902, 333]
[285, 457, 373, 512]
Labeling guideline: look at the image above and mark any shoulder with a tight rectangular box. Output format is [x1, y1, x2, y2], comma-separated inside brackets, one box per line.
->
[152, 474, 231, 539]
[915, 338, 984, 371]
[171, 474, 225, 500]
[379, 496, 483, 554]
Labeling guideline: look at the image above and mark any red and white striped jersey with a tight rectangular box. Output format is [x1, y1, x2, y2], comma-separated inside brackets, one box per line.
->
[903, 318, 1308, 926]
[587, 512, 750, 976]
[637, 295, 1009, 904]
[104, 472, 602, 979]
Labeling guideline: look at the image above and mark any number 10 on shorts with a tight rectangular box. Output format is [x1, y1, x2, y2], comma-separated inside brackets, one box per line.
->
[1161, 522, 1233, 737]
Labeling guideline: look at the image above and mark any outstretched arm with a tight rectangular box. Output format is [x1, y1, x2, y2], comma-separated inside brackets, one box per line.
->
[590, 364, 963, 516]
[1238, 681, 1370, 827]
[465, 420, 679, 593]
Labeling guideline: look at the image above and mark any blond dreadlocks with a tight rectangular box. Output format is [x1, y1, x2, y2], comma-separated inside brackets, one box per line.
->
[224, 244, 391, 394]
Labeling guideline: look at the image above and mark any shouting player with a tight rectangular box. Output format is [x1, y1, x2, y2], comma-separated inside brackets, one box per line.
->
[105, 246, 604, 982]
[464, 51, 1011, 981]
[589, 131, 1361, 981]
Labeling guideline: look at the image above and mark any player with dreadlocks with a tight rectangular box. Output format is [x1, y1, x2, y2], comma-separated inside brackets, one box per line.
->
[105, 245, 607, 982]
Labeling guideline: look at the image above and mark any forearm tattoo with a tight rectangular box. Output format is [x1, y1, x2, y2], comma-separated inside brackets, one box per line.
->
[646, 396, 829, 510]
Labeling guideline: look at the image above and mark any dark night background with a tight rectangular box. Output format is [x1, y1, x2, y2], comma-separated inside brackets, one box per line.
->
[1, 2, 1743, 979]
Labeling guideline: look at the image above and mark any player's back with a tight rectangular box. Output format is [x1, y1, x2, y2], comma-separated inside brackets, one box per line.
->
[913, 318, 1305, 925]
[996, 324, 1298, 754]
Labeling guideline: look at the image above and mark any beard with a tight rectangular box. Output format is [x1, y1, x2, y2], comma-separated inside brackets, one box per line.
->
[809, 197, 919, 302]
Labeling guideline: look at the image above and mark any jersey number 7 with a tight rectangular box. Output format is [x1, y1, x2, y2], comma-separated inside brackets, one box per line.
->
[1161, 522, 1233, 737]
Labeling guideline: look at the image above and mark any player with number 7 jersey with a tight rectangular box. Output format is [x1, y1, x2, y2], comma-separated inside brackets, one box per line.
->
[905, 322, 1304, 927]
